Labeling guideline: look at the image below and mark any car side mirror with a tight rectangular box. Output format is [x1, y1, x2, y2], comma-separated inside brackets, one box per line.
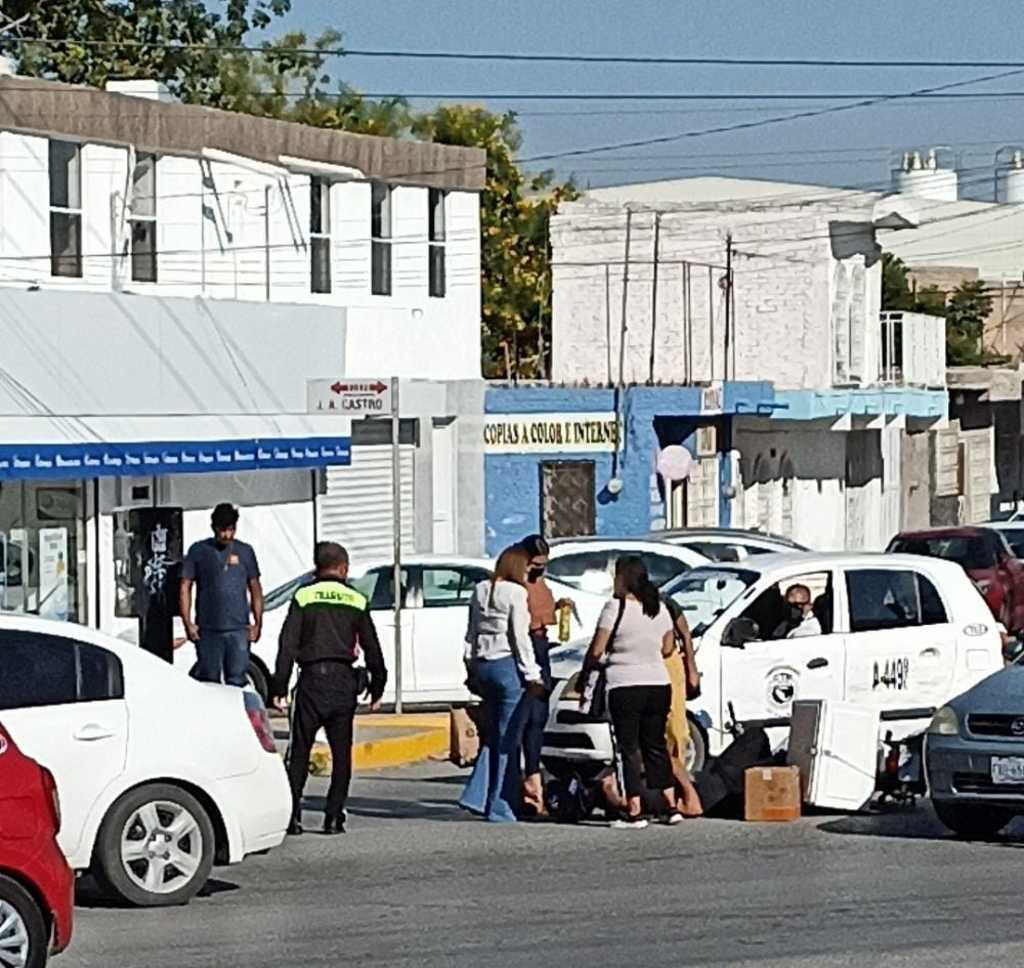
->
[722, 617, 759, 649]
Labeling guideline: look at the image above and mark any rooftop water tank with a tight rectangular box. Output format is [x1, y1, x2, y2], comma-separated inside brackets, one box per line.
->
[996, 148, 1024, 204]
[891, 148, 958, 201]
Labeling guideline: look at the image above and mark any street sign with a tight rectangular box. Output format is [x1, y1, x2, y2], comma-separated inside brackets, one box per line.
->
[307, 378, 393, 415]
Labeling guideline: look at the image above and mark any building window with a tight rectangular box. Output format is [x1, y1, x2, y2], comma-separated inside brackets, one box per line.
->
[371, 182, 392, 296]
[428, 188, 446, 298]
[48, 139, 82, 278]
[540, 460, 595, 538]
[310, 176, 332, 294]
[130, 152, 158, 283]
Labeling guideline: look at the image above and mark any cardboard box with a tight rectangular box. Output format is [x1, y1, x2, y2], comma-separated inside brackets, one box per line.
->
[744, 765, 801, 822]
[449, 706, 484, 767]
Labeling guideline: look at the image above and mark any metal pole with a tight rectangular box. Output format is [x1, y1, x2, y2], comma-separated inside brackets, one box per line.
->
[617, 209, 633, 390]
[605, 263, 613, 385]
[648, 212, 661, 383]
[391, 376, 403, 714]
[264, 185, 271, 302]
[724, 234, 733, 381]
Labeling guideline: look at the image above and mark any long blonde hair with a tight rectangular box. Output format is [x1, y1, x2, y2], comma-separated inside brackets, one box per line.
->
[490, 544, 529, 605]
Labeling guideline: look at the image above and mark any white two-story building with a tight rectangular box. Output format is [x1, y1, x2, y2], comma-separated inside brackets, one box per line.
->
[0, 69, 487, 635]
[547, 181, 949, 550]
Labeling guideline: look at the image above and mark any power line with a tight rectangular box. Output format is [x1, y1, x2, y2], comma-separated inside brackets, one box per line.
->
[360, 90, 1024, 102]
[8, 37, 1024, 70]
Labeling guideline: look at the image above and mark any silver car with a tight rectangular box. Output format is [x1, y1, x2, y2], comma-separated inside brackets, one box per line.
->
[926, 663, 1024, 837]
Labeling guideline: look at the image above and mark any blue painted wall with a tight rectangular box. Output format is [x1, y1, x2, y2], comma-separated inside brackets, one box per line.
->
[484, 383, 773, 554]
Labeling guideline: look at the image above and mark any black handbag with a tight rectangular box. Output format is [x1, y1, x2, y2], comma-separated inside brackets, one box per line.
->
[579, 599, 626, 720]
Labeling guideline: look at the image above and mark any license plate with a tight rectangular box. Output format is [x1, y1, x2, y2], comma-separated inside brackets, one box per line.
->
[991, 756, 1024, 784]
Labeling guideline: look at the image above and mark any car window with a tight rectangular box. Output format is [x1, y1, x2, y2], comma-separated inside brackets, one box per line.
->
[547, 551, 612, 593]
[0, 630, 123, 709]
[739, 572, 834, 641]
[422, 567, 489, 607]
[685, 542, 742, 563]
[891, 535, 996, 570]
[846, 569, 948, 633]
[667, 567, 758, 636]
[350, 568, 409, 610]
[999, 528, 1024, 558]
[741, 544, 773, 556]
[640, 553, 690, 587]
[264, 572, 313, 611]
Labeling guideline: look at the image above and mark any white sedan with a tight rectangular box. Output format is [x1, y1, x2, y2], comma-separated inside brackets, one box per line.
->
[0, 614, 291, 907]
[546, 538, 709, 596]
[175, 555, 607, 705]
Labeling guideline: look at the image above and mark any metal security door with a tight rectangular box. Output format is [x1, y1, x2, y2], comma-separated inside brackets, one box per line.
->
[541, 461, 595, 539]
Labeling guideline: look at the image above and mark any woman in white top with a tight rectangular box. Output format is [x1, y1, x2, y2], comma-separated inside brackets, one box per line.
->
[459, 545, 544, 823]
[580, 556, 679, 828]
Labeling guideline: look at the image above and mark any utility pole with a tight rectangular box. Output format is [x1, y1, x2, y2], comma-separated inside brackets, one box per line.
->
[648, 212, 661, 383]
[724, 233, 733, 381]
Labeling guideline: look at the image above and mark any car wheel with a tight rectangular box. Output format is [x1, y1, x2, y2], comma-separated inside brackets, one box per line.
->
[0, 874, 47, 968]
[93, 783, 215, 907]
[685, 716, 707, 774]
[933, 800, 1014, 839]
[246, 660, 270, 702]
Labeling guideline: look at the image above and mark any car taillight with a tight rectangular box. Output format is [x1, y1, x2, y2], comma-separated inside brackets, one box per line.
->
[41, 767, 61, 833]
[243, 692, 278, 754]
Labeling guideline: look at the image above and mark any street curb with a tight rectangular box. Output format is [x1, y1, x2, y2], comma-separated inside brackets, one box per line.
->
[308, 714, 450, 774]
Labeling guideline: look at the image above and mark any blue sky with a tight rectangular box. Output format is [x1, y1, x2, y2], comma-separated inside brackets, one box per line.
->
[271, 1, 1024, 195]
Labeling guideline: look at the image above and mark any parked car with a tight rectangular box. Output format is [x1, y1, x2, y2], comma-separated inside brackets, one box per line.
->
[0, 721, 73, 967]
[650, 527, 807, 562]
[0, 615, 291, 907]
[926, 661, 1024, 838]
[546, 538, 708, 596]
[887, 526, 1024, 636]
[542, 553, 1003, 781]
[175, 555, 607, 705]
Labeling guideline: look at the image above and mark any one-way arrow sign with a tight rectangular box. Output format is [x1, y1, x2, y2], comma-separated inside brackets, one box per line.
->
[308, 377, 394, 415]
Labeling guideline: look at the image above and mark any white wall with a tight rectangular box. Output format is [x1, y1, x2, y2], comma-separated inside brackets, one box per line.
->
[0, 130, 481, 381]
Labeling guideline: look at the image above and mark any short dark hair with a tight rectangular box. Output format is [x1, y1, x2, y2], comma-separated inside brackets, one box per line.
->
[521, 534, 550, 558]
[211, 503, 239, 529]
[315, 541, 349, 571]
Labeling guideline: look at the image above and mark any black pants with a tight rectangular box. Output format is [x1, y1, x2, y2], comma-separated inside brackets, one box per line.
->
[608, 684, 673, 799]
[287, 662, 359, 821]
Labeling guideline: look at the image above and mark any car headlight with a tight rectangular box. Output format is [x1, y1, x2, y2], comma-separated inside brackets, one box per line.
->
[928, 705, 960, 736]
[561, 672, 583, 701]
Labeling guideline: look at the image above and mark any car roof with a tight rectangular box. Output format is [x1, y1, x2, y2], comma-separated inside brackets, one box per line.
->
[0, 612, 144, 658]
[651, 527, 802, 546]
[547, 538, 709, 561]
[892, 527, 996, 540]
[351, 554, 493, 572]
[982, 520, 1024, 530]
[678, 550, 971, 577]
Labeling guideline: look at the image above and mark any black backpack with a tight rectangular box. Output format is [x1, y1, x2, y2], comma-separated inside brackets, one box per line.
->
[545, 772, 598, 824]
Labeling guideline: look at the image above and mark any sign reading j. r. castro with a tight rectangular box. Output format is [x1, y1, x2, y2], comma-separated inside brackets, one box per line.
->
[483, 412, 622, 454]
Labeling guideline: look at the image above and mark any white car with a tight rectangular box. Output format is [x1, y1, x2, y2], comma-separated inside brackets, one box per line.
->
[0, 614, 291, 907]
[546, 538, 708, 596]
[651, 527, 808, 562]
[175, 555, 607, 705]
[542, 552, 1004, 781]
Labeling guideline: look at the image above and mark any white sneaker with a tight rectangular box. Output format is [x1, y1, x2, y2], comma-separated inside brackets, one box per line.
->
[662, 811, 684, 826]
[611, 816, 649, 830]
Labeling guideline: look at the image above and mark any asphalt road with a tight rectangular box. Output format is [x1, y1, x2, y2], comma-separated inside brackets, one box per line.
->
[63, 764, 1024, 968]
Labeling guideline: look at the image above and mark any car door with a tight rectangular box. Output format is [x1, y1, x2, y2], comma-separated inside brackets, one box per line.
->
[0, 628, 128, 863]
[413, 565, 491, 699]
[349, 567, 414, 704]
[841, 566, 957, 738]
[719, 570, 846, 731]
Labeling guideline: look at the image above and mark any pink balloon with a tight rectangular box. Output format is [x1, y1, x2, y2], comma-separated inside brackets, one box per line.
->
[657, 444, 694, 482]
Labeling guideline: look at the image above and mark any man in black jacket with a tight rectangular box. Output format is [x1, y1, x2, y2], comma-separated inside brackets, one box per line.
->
[272, 542, 387, 835]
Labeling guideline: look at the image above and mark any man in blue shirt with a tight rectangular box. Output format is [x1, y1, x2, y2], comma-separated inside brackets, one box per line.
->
[178, 503, 264, 687]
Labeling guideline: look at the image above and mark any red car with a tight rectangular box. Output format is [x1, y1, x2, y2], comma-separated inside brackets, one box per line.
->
[0, 722, 73, 967]
[888, 526, 1024, 634]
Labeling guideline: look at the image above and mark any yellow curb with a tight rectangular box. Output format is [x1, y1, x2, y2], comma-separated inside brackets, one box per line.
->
[308, 724, 450, 774]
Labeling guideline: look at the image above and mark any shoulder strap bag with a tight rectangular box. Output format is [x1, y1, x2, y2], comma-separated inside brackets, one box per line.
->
[579, 599, 626, 721]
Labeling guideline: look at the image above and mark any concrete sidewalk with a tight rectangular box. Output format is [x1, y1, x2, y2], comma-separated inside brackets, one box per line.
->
[270, 711, 450, 772]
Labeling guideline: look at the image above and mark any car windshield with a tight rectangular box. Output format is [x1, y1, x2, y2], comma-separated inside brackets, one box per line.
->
[264, 569, 383, 612]
[891, 536, 995, 570]
[664, 567, 759, 637]
[997, 528, 1024, 558]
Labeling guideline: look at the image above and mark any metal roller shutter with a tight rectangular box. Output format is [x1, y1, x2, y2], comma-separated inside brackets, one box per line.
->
[317, 444, 415, 560]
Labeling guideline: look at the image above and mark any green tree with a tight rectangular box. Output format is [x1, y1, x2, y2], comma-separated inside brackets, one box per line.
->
[0, 1, 292, 105]
[946, 279, 994, 366]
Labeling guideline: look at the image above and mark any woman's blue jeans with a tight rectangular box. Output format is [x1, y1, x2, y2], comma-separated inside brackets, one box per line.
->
[459, 656, 526, 823]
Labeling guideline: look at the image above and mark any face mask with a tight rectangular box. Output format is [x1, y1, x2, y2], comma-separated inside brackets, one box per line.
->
[528, 567, 545, 582]
[788, 603, 806, 622]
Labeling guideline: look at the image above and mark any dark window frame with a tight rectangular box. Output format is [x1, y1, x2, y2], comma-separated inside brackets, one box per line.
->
[428, 188, 446, 298]
[129, 151, 158, 283]
[310, 176, 332, 294]
[48, 139, 83, 278]
[371, 182, 393, 296]
[845, 568, 950, 634]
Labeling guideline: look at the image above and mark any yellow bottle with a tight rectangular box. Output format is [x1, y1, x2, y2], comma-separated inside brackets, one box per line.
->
[558, 602, 572, 643]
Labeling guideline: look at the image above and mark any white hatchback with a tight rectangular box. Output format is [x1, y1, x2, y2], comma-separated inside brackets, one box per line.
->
[175, 555, 607, 705]
[542, 552, 1004, 779]
[0, 615, 291, 907]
